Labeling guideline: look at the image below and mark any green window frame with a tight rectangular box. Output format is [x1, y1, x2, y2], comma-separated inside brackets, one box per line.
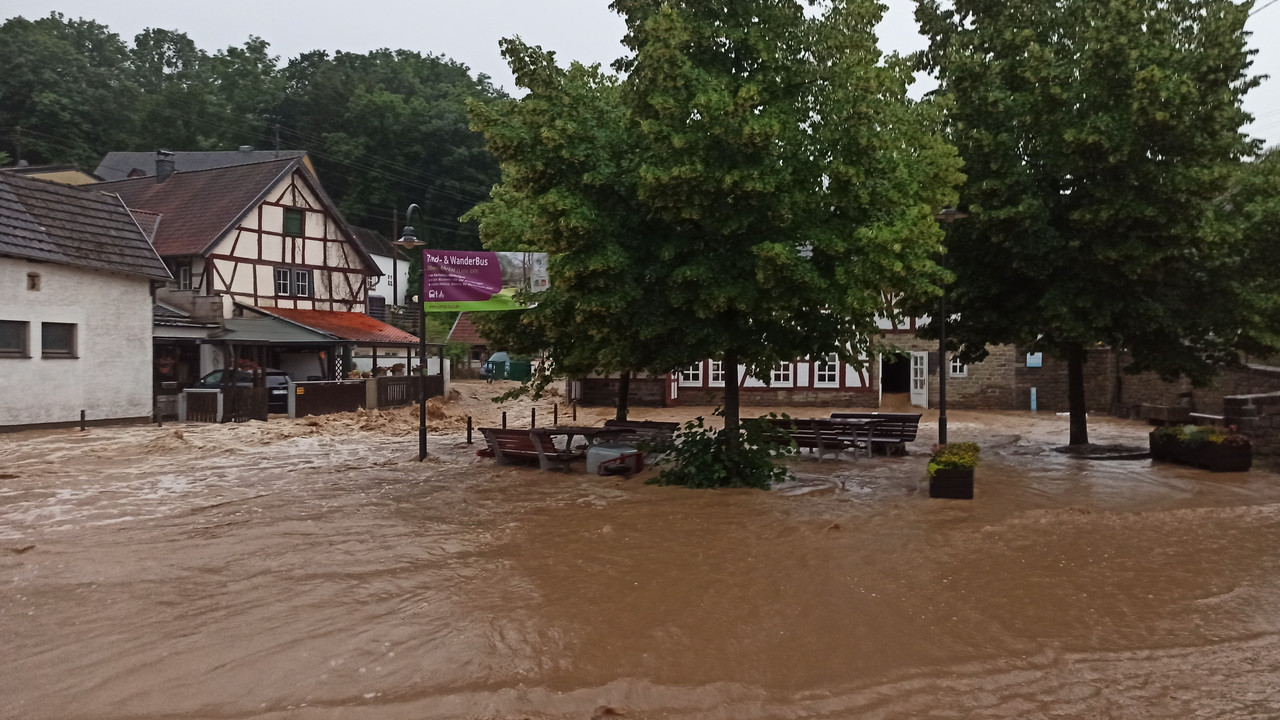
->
[283, 208, 305, 237]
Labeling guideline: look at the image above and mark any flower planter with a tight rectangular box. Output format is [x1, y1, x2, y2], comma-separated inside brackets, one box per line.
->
[929, 467, 974, 499]
[1149, 432, 1252, 473]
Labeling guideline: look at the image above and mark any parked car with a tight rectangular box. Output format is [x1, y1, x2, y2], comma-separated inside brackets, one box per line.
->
[191, 368, 292, 413]
[480, 351, 510, 381]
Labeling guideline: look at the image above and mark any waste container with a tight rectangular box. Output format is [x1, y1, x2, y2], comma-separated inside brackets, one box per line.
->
[507, 360, 532, 382]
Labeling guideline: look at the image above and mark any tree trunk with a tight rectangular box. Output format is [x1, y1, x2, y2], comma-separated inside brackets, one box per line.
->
[615, 371, 631, 421]
[1066, 343, 1089, 446]
[723, 349, 740, 432]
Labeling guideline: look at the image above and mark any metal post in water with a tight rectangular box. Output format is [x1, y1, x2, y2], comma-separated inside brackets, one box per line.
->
[466, 416, 473, 444]
[80, 409, 86, 432]
[553, 404, 558, 426]
[573, 403, 577, 422]
[532, 407, 537, 428]
[502, 411, 507, 429]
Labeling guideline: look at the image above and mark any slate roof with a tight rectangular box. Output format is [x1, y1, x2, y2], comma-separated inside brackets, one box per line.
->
[350, 226, 397, 258]
[0, 172, 170, 280]
[95, 157, 298, 257]
[256, 307, 420, 345]
[94, 150, 308, 181]
[448, 313, 489, 346]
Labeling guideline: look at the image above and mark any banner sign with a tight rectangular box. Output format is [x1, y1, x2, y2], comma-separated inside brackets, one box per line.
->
[422, 250, 548, 312]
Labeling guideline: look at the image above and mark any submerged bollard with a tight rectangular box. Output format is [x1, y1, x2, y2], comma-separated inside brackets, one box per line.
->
[502, 411, 507, 429]
[572, 403, 577, 422]
[553, 404, 558, 426]
[466, 416, 473, 444]
[80, 409, 86, 432]
[532, 407, 537, 428]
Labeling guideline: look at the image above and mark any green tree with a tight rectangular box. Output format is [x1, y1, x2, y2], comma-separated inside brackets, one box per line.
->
[470, 0, 961, 439]
[917, 0, 1266, 445]
[0, 13, 138, 166]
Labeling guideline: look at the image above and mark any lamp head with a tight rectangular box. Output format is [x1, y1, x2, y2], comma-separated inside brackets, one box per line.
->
[934, 207, 969, 223]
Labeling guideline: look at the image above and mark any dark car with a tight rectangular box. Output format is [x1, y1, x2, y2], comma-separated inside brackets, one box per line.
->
[192, 368, 292, 413]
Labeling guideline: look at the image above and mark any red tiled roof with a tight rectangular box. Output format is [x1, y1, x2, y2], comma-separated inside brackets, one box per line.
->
[448, 313, 489, 346]
[96, 158, 297, 257]
[258, 307, 420, 345]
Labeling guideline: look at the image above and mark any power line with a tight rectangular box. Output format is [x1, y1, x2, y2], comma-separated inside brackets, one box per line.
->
[1251, 0, 1278, 16]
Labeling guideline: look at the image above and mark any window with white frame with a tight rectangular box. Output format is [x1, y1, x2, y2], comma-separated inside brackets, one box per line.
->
[708, 360, 725, 386]
[679, 363, 702, 386]
[950, 355, 968, 377]
[275, 267, 313, 297]
[177, 263, 192, 290]
[771, 362, 793, 385]
[815, 353, 839, 386]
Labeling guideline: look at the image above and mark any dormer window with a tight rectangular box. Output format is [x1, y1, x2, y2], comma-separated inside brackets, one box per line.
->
[283, 208, 305, 238]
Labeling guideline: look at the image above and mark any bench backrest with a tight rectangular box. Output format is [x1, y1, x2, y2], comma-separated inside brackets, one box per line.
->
[829, 412, 921, 441]
[478, 427, 538, 451]
[604, 419, 680, 432]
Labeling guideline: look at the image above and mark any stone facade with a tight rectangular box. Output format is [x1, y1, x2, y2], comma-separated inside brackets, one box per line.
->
[1223, 391, 1280, 456]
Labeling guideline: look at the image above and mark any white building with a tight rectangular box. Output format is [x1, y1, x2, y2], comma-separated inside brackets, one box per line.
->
[0, 172, 171, 429]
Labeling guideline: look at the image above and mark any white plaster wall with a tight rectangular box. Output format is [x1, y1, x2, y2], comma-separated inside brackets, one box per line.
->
[367, 251, 410, 306]
[0, 258, 155, 426]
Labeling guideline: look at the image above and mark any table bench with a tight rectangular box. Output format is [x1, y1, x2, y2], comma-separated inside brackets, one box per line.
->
[602, 419, 681, 446]
[767, 418, 870, 461]
[479, 427, 583, 471]
[829, 412, 922, 455]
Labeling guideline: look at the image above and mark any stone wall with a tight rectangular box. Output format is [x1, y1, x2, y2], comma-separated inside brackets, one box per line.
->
[882, 336, 1026, 410]
[1223, 391, 1280, 456]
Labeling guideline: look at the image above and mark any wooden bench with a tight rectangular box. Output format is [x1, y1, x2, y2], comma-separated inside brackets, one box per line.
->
[829, 412, 922, 455]
[767, 418, 862, 461]
[602, 419, 680, 447]
[478, 427, 582, 471]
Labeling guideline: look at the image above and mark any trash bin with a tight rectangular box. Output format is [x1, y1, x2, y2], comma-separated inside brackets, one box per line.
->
[507, 360, 532, 382]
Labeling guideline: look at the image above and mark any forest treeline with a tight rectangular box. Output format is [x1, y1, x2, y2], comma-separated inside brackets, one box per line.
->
[0, 12, 503, 248]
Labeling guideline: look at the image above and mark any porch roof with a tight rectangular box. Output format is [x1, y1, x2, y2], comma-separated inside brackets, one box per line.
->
[212, 314, 337, 345]
[254, 307, 420, 346]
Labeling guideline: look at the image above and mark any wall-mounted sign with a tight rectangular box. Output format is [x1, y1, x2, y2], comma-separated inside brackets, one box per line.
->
[422, 250, 548, 313]
[1026, 352, 1043, 368]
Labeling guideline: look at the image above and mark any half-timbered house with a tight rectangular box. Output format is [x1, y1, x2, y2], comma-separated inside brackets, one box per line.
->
[96, 156, 419, 380]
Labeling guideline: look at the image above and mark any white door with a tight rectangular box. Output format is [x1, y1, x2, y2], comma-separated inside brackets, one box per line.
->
[910, 351, 929, 408]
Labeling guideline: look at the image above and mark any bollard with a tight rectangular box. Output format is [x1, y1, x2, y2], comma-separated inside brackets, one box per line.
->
[502, 411, 507, 429]
[155, 401, 163, 428]
[572, 403, 577, 422]
[553, 403, 558, 426]
[532, 407, 537, 428]
[80, 409, 86, 432]
[466, 416, 473, 444]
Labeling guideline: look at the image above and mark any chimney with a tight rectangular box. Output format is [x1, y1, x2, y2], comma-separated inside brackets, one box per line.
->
[155, 150, 175, 183]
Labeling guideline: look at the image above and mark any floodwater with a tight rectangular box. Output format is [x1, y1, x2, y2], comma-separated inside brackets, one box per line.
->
[2, 384, 1279, 719]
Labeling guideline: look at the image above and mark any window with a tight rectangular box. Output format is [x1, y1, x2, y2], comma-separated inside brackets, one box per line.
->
[177, 263, 192, 290]
[772, 362, 793, 385]
[815, 353, 839, 386]
[293, 268, 311, 297]
[950, 356, 967, 377]
[26, 272, 40, 291]
[41, 322, 76, 358]
[275, 267, 312, 296]
[679, 363, 702, 386]
[0, 320, 30, 358]
[709, 360, 725, 387]
[283, 208, 305, 237]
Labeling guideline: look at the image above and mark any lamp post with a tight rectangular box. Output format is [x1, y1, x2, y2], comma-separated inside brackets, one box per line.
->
[396, 203, 428, 461]
[933, 207, 967, 446]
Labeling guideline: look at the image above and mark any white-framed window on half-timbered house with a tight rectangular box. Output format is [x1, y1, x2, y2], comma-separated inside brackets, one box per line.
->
[275, 267, 313, 297]
[708, 360, 725, 387]
[679, 363, 702, 386]
[815, 353, 839, 387]
[771, 362, 793, 387]
[950, 356, 967, 378]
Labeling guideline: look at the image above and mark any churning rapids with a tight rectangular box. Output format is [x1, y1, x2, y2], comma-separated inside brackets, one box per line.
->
[2, 383, 1279, 719]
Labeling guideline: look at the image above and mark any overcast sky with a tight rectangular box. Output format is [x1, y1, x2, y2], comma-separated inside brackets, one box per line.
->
[7, 0, 1280, 147]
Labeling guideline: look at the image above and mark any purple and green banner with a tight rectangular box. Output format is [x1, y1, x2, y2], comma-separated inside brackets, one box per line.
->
[422, 250, 548, 313]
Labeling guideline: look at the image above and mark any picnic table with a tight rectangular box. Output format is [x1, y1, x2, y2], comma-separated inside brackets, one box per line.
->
[480, 425, 630, 471]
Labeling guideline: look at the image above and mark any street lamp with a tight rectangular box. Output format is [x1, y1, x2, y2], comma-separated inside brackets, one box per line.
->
[934, 206, 968, 446]
[396, 203, 428, 462]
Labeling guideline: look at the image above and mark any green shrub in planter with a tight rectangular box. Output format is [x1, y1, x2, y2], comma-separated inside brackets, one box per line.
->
[927, 442, 979, 499]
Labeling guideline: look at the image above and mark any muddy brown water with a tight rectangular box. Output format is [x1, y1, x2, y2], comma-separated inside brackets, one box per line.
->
[2, 391, 1279, 719]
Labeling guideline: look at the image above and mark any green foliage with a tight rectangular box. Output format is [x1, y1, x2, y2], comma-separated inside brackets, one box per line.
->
[927, 442, 980, 477]
[469, 0, 963, 429]
[916, 0, 1267, 445]
[649, 413, 796, 490]
[1152, 424, 1250, 447]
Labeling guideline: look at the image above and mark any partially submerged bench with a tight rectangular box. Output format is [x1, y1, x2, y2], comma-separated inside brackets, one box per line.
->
[829, 412, 922, 455]
[767, 418, 864, 461]
[602, 419, 680, 447]
[478, 427, 582, 471]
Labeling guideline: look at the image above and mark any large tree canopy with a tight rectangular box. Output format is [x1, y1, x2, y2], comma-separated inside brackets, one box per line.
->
[917, 0, 1267, 444]
[468, 0, 962, 428]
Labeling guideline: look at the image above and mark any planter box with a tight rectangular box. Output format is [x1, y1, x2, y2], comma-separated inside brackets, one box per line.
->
[929, 467, 974, 499]
[1149, 432, 1252, 473]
